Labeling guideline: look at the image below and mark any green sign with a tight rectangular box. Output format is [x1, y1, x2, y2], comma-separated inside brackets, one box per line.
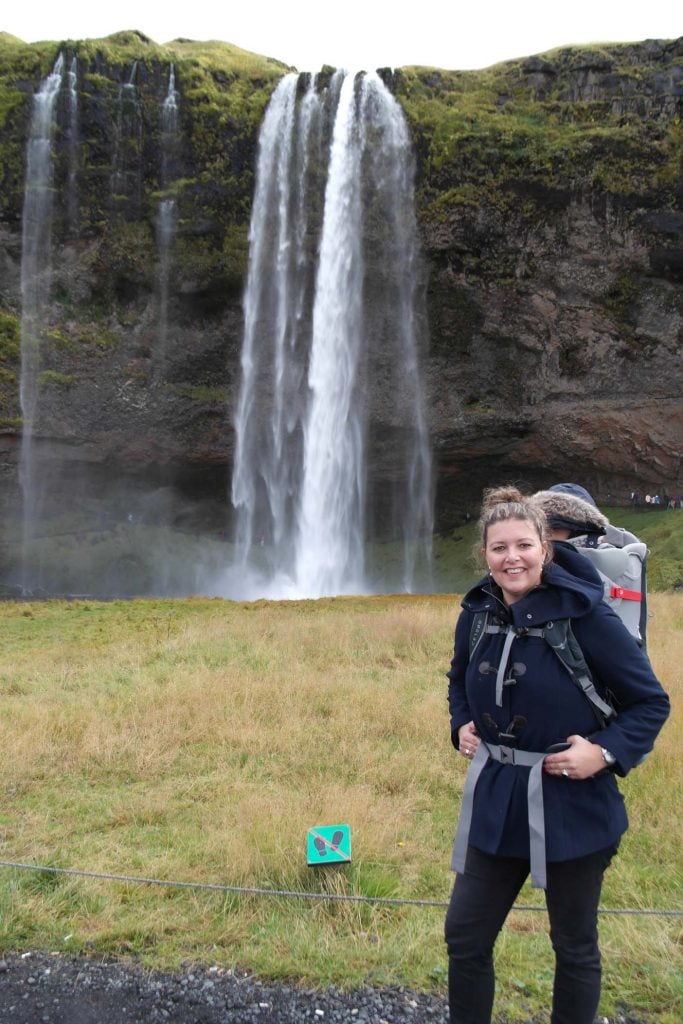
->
[306, 824, 352, 865]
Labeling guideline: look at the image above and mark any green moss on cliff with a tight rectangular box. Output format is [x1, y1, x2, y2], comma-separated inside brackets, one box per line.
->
[0, 30, 287, 311]
[38, 369, 76, 388]
[0, 82, 23, 130]
[171, 383, 228, 403]
[0, 308, 20, 418]
[602, 271, 642, 326]
[0, 309, 19, 358]
[395, 42, 682, 230]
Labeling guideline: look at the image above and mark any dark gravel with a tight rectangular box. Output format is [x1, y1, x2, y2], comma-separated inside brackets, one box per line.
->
[0, 952, 653, 1023]
[0, 952, 449, 1024]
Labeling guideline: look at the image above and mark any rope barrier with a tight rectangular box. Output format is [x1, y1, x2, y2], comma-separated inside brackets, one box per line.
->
[1, 860, 681, 916]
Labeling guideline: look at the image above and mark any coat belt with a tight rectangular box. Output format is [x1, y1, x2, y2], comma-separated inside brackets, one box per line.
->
[451, 741, 549, 888]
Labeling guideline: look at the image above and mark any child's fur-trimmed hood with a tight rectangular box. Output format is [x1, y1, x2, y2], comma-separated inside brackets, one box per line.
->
[530, 489, 609, 535]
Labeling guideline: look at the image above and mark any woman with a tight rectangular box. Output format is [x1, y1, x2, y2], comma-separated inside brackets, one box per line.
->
[445, 486, 669, 1024]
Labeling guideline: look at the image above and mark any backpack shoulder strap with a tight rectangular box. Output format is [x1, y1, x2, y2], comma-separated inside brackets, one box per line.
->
[468, 613, 617, 727]
[543, 619, 616, 727]
[469, 610, 490, 660]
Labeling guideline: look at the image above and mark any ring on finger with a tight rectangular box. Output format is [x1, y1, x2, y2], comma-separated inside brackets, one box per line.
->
[561, 768, 569, 778]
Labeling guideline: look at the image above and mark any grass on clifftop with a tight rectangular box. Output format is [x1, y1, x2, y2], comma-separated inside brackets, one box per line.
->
[0, 590, 680, 1022]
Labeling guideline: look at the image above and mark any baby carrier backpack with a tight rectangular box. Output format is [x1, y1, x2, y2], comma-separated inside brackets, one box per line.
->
[529, 486, 649, 649]
[570, 524, 648, 649]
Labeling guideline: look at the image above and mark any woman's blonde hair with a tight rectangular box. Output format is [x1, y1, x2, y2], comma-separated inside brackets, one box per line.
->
[478, 486, 549, 548]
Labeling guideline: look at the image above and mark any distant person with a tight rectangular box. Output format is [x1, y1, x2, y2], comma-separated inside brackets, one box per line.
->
[444, 486, 669, 1024]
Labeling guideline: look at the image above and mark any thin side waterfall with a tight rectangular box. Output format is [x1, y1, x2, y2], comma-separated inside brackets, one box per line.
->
[156, 65, 180, 366]
[361, 76, 433, 591]
[228, 70, 432, 599]
[111, 62, 142, 215]
[18, 53, 64, 589]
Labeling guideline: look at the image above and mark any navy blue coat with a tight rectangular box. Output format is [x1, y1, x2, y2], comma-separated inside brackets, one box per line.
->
[447, 559, 670, 862]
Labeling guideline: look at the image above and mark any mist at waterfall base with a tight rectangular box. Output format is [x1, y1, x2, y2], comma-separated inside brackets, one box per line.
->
[13, 65, 434, 601]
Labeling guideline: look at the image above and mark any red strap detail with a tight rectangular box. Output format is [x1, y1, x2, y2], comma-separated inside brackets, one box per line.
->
[610, 586, 641, 601]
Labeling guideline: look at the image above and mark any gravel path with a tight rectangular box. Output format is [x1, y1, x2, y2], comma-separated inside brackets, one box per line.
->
[0, 952, 653, 1024]
[0, 952, 449, 1024]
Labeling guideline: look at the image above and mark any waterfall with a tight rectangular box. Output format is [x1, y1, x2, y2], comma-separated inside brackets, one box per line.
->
[294, 72, 366, 595]
[156, 65, 180, 366]
[230, 71, 432, 599]
[161, 64, 179, 142]
[232, 73, 311, 569]
[18, 53, 64, 589]
[361, 77, 433, 592]
[111, 62, 142, 216]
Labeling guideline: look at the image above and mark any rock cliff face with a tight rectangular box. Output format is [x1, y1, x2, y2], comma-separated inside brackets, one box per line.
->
[393, 40, 683, 519]
[0, 32, 681, 578]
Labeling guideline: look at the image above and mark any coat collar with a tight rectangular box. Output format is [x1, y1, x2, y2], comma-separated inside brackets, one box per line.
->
[462, 560, 603, 627]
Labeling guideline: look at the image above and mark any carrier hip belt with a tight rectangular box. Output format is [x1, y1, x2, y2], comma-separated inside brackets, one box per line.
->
[451, 741, 548, 889]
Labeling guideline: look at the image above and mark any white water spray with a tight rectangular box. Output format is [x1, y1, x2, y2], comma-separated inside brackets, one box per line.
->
[156, 64, 180, 365]
[229, 71, 432, 599]
[294, 72, 366, 596]
[111, 62, 142, 213]
[232, 73, 303, 567]
[18, 53, 64, 588]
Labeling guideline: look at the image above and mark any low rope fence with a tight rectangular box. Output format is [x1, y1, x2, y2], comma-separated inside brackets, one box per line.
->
[1, 860, 681, 916]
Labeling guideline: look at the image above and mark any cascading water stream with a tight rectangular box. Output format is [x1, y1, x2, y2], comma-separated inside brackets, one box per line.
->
[111, 62, 142, 215]
[161, 65, 179, 154]
[360, 77, 433, 592]
[232, 73, 308, 569]
[18, 53, 64, 589]
[230, 70, 432, 599]
[294, 71, 366, 596]
[156, 64, 180, 366]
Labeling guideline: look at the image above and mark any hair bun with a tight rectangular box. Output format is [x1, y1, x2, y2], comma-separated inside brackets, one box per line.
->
[482, 486, 526, 511]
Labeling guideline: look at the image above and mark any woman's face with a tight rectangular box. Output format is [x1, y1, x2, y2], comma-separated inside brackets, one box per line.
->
[484, 517, 547, 605]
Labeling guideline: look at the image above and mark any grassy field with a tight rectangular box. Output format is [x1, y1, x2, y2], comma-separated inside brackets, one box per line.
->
[0, 586, 680, 1021]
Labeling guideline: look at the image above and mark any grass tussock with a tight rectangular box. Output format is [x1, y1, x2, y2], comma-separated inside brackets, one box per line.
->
[0, 592, 680, 1020]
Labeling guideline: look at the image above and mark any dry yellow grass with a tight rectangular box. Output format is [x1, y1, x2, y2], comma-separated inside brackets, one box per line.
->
[0, 592, 680, 1018]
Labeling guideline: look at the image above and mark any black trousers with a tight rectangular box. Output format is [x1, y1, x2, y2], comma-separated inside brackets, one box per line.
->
[444, 843, 618, 1024]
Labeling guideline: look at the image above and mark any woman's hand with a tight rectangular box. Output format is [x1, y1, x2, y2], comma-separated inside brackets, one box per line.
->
[458, 721, 480, 761]
[543, 734, 607, 780]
